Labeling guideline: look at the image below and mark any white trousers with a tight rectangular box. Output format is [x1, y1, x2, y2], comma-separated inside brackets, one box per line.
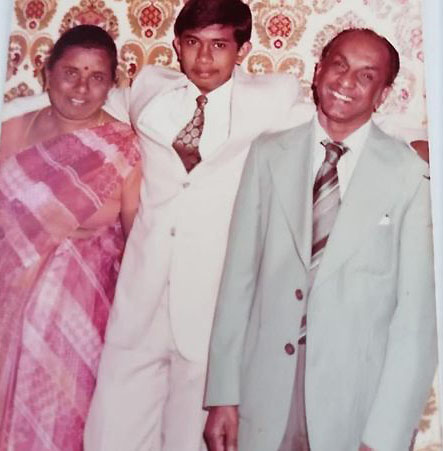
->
[84, 293, 208, 451]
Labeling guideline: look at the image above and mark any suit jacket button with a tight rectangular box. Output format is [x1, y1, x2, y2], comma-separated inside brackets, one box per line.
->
[295, 289, 303, 300]
[284, 343, 295, 355]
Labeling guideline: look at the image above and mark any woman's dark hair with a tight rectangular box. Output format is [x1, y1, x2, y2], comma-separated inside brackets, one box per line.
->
[174, 0, 252, 48]
[47, 25, 118, 82]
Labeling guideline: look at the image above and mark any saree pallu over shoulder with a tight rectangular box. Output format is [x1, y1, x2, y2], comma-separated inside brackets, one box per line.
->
[0, 121, 139, 270]
[0, 122, 140, 451]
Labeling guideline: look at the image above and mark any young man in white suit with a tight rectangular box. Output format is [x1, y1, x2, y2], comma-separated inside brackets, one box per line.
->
[79, 1, 300, 450]
[204, 29, 436, 451]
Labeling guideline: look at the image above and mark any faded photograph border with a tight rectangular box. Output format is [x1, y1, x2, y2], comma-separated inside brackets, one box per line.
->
[0, 0, 441, 448]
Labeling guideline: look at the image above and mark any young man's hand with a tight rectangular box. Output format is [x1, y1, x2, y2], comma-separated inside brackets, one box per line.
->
[359, 443, 374, 451]
[204, 405, 239, 451]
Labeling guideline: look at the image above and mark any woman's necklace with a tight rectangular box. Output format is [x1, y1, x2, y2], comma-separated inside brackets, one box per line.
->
[45, 106, 106, 131]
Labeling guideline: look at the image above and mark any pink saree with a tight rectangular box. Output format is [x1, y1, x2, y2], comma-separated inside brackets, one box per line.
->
[0, 121, 140, 451]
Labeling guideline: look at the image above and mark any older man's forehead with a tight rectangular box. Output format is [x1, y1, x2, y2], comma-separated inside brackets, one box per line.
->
[325, 31, 389, 59]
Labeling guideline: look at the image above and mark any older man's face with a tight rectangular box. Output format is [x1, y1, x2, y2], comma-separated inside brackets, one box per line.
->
[314, 32, 392, 135]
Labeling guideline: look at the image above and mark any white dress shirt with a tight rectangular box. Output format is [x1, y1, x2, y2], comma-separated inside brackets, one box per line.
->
[140, 77, 232, 160]
[312, 116, 371, 198]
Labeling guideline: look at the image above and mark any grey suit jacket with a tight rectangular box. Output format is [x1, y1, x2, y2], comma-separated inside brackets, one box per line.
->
[205, 120, 436, 451]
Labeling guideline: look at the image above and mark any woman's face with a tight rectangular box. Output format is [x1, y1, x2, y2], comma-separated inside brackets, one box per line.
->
[46, 45, 114, 122]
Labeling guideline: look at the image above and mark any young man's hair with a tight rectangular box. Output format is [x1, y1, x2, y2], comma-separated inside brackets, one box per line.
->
[174, 0, 252, 47]
[320, 28, 400, 86]
[47, 25, 118, 82]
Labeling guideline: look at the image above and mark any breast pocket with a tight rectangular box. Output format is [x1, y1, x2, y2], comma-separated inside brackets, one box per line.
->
[350, 223, 395, 276]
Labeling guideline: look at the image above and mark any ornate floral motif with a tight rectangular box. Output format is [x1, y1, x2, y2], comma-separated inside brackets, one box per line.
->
[147, 44, 175, 67]
[246, 52, 274, 74]
[7, 33, 28, 81]
[379, 66, 415, 114]
[362, 0, 393, 19]
[117, 41, 146, 86]
[313, 0, 341, 14]
[277, 55, 312, 102]
[127, 0, 180, 41]
[15, 0, 57, 32]
[276, 55, 305, 78]
[60, 0, 119, 39]
[253, 1, 311, 51]
[4, 82, 35, 103]
[117, 42, 175, 86]
[311, 11, 366, 58]
[392, 6, 423, 61]
[246, 52, 312, 100]
[29, 35, 53, 86]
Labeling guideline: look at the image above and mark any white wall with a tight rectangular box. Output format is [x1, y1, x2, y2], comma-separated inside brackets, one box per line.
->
[422, 0, 443, 431]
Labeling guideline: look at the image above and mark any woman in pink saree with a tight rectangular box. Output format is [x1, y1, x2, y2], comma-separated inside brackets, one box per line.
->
[0, 25, 141, 450]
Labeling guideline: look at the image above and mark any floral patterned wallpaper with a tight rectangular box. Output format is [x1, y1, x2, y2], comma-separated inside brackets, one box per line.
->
[3, 0, 440, 449]
[5, 0, 428, 133]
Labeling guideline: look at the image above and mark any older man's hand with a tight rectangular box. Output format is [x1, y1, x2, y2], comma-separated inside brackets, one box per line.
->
[359, 443, 375, 451]
[204, 405, 239, 451]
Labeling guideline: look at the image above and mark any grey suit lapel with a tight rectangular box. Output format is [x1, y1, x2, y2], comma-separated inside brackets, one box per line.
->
[311, 124, 399, 292]
[269, 121, 314, 270]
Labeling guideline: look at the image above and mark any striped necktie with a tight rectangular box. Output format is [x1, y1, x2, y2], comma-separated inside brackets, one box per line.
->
[299, 139, 348, 344]
[172, 94, 208, 172]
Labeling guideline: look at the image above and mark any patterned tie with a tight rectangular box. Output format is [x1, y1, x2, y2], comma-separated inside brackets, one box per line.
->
[299, 140, 348, 344]
[172, 94, 208, 172]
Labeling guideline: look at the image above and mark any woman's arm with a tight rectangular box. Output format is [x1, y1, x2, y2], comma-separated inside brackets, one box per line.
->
[0, 115, 27, 161]
[120, 162, 142, 238]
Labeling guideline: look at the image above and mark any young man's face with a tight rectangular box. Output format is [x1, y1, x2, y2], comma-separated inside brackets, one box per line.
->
[174, 24, 251, 95]
[314, 31, 392, 135]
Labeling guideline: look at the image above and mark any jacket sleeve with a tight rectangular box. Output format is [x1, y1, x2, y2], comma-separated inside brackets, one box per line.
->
[204, 137, 265, 407]
[262, 74, 313, 134]
[103, 86, 131, 124]
[362, 171, 437, 451]
[1, 92, 50, 122]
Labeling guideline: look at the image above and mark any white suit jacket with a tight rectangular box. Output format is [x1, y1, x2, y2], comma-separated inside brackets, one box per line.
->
[104, 65, 300, 362]
[205, 119, 436, 450]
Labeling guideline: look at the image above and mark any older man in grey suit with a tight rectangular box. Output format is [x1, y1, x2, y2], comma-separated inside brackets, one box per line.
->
[204, 28, 436, 451]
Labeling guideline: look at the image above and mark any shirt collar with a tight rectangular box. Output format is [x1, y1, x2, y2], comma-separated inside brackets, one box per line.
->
[314, 114, 371, 156]
[186, 77, 233, 105]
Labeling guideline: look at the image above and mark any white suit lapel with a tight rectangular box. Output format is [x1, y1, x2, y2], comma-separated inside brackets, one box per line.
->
[311, 124, 400, 292]
[268, 121, 314, 270]
[132, 70, 189, 148]
[202, 68, 250, 162]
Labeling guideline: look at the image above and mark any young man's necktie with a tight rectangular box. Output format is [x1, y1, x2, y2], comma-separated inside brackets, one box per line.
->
[299, 140, 348, 344]
[172, 94, 208, 172]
